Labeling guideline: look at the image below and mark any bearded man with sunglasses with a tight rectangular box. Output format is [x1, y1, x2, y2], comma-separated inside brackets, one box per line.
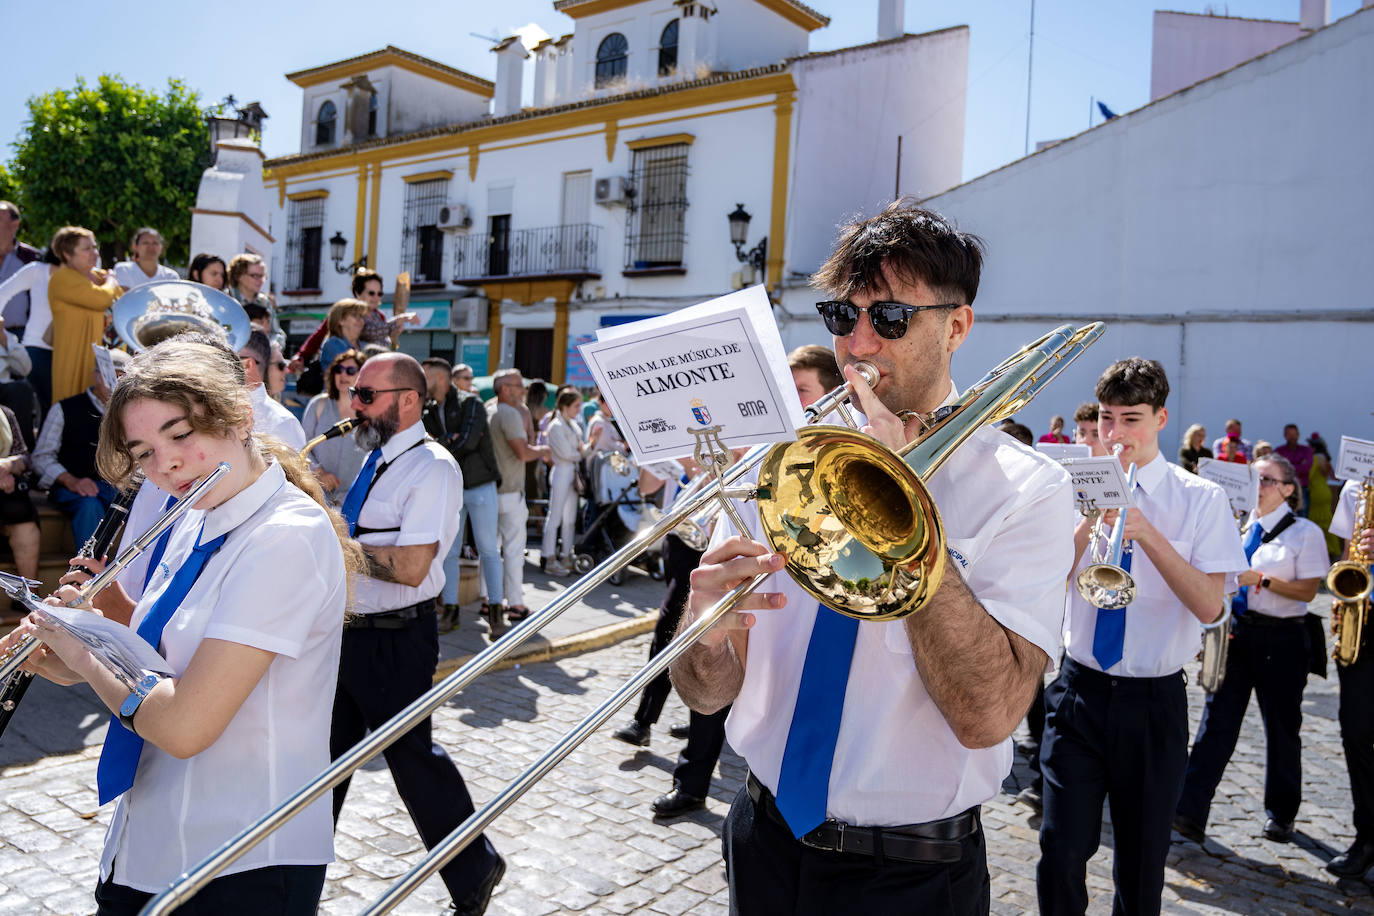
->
[671, 201, 1076, 915]
[329, 353, 506, 915]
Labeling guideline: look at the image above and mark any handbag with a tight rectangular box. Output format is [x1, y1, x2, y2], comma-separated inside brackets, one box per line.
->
[1305, 612, 1329, 679]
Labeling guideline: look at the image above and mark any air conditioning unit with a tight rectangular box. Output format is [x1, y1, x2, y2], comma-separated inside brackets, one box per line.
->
[449, 297, 489, 333]
[437, 201, 471, 231]
[594, 176, 633, 206]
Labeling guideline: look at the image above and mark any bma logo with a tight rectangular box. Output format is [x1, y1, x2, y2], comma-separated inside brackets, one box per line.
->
[690, 398, 712, 426]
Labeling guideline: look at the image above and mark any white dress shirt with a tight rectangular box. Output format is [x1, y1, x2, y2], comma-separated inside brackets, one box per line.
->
[112, 261, 179, 289]
[249, 383, 307, 450]
[351, 421, 463, 614]
[1063, 453, 1249, 677]
[1243, 505, 1330, 618]
[724, 416, 1076, 827]
[100, 461, 347, 891]
[1331, 480, 1365, 540]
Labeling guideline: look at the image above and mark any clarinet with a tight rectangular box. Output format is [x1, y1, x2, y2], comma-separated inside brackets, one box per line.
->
[0, 479, 141, 739]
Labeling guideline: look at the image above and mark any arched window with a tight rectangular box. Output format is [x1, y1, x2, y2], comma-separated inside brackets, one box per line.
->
[315, 100, 336, 146]
[595, 32, 628, 88]
[658, 20, 679, 77]
[367, 93, 379, 137]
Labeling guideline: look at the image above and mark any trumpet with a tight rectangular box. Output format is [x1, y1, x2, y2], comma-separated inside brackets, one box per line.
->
[1330, 473, 1373, 667]
[141, 323, 1105, 916]
[1075, 445, 1139, 610]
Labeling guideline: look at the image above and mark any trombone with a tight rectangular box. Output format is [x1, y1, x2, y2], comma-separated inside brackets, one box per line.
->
[142, 322, 1104, 915]
[1074, 445, 1139, 610]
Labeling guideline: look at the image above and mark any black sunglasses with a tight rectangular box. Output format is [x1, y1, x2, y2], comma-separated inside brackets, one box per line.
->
[332, 364, 359, 376]
[816, 300, 959, 340]
[349, 386, 411, 405]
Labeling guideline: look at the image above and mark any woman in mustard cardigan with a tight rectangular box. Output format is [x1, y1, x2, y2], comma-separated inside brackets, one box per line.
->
[48, 226, 121, 402]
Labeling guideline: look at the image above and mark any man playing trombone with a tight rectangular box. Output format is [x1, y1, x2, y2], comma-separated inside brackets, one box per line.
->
[672, 202, 1077, 914]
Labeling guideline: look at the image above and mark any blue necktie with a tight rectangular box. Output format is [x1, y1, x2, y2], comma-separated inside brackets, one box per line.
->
[97, 525, 227, 804]
[142, 495, 177, 592]
[774, 603, 859, 838]
[1231, 522, 1266, 617]
[1091, 542, 1134, 671]
[340, 448, 382, 536]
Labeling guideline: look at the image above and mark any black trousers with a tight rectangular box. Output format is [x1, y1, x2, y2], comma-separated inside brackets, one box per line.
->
[95, 864, 325, 916]
[1038, 658, 1188, 916]
[330, 608, 499, 904]
[723, 784, 990, 915]
[673, 705, 731, 797]
[631, 535, 702, 727]
[1177, 617, 1309, 828]
[1339, 638, 1374, 841]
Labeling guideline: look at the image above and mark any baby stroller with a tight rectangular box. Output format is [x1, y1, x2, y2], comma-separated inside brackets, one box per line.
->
[572, 451, 665, 585]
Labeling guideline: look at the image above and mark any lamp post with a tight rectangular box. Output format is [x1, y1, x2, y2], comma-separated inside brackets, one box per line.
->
[329, 232, 368, 274]
[727, 203, 767, 282]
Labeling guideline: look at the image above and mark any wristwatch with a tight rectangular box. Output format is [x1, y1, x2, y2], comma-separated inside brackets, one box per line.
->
[1260, 576, 1272, 590]
[118, 674, 161, 734]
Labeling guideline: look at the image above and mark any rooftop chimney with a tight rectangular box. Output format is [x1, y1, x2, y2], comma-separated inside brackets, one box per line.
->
[1300, 0, 1329, 30]
[878, 0, 904, 41]
[674, 0, 718, 81]
[532, 38, 557, 108]
[491, 36, 528, 117]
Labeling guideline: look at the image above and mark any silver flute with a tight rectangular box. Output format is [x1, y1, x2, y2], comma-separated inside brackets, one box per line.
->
[0, 463, 231, 683]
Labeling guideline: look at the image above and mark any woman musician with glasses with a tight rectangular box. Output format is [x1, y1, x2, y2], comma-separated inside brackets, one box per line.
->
[302, 348, 370, 506]
[1175, 454, 1329, 845]
[8, 338, 361, 915]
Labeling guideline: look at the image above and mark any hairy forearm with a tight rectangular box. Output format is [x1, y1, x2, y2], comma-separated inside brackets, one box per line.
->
[670, 634, 744, 715]
[358, 542, 435, 587]
[903, 557, 1047, 748]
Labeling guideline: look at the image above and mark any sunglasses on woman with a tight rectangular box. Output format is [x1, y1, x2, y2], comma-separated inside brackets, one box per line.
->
[815, 300, 959, 340]
[349, 386, 410, 405]
[332, 364, 359, 376]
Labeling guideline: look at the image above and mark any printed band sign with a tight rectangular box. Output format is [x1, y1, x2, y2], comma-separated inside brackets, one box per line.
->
[1336, 436, 1374, 482]
[1035, 442, 1091, 462]
[1197, 457, 1259, 516]
[1062, 457, 1134, 511]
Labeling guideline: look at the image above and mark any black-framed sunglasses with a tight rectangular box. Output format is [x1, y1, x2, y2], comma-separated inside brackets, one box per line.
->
[349, 386, 410, 405]
[1258, 475, 1291, 488]
[332, 364, 359, 376]
[815, 300, 960, 340]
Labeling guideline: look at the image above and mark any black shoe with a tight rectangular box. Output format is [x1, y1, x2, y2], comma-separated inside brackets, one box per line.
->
[1328, 839, 1374, 877]
[1263, 817, 1294, 843]
[652, 788, 705, 817]
[1015, 737, 1040, 758]
[1016, 785, 1042, 815]
[612, 720, 650, 747]
[668, 721, 691, 740]
[483, 603, 507, 640]
[451, 854, 505, 916]
[440, 604, 461, 632]
[1173, 814, 1206, 844]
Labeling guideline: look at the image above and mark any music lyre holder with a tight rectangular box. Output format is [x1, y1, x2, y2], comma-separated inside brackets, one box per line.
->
[691, 425, 751, 538]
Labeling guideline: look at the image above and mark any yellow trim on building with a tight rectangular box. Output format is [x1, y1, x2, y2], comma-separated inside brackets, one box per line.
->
[287, 48, 494, 98]
[604, 121, 618, 162]
[467, 144, 479, 181]
[553, 301, 570, 384]
[767, 89, 795, 292]
[752, 0, 830, 31]
[286, 189, 329, 201]
[402, 169, 455, 184]
[625, 132, 695, 150]
[190, 209, 275, 244]
[354, 165, 368, 267]
[367, 162, 382, 267]
[554, 0, 640, 19]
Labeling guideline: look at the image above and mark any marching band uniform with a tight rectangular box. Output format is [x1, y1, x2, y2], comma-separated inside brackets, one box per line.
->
[1038, 453, 1246, 914]
[722, 410, 1074, 913]
[1176, 503, 1328, 838]
[328, 420, 503, 907]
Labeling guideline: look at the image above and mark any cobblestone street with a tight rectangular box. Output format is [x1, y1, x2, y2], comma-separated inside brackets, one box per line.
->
[3, 621, 1374, 915]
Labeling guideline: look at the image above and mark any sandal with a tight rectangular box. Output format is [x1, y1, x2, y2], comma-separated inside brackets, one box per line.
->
[506, 605, 531, 622]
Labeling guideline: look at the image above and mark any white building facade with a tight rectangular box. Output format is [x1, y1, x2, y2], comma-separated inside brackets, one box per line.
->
[259, 0, 967, 383]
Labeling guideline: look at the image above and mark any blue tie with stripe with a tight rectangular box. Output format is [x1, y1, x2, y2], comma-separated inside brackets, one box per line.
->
[773, 603, 859, 838]
[340, 448, 382, 536]
[96, 524, 227, 804]
[142, 494, 177, 592]
[1231, 522, 1266, 617]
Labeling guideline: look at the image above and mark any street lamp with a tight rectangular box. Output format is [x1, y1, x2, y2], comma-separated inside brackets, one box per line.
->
[727, 203, 766, 278]
[329, 231, 368, 274]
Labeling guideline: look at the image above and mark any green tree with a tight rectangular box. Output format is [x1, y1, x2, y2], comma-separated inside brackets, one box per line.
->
[0, 163, 17, 208]
[8, 76, 207, 266]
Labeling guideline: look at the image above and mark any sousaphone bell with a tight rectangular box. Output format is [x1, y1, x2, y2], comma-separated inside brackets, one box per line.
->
[111, 280, 252, 352]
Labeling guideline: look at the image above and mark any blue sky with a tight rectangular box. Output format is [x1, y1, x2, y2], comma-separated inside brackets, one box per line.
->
[2, 0, 1359, 185]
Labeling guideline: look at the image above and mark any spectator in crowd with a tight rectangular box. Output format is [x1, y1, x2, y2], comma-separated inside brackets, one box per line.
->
[542, 390, 586, 577]
[1309, 431, 1331, 461]
[48, 227, 121, 403]
[525, 380, 551, 519]
[237, 330, 306, 450]
[1254, 440, 1274, 460]
[488, 369, 549, 636]
[1213, 418, 1253, 462]
[787, 344, 843, 406]
[0, 244, 55, 417]
[33, 352, 129, 547]
[293, 271, 418, 374]
[453, 364, 476, 393]
[187, 253, 227, 290]
[1073, 402, 1105, 455]
[0, 402, 40, 608]
[318, 299, 369, 375]
[266, 341, 289, 402]
[1276, 423, 1315, 509]
[1179, 423, 1213, 473]
[112, 227, 178, 290]
[0, 315, 36, 445]
[1219, 433, 1249, 464]
[1309, 453, 1340, 560]
[1039, 414, 1070, 444]
[243, 302, 272, 337]
[586, 392, 626, 455]
[0, 202, 45, 387]
[302, 349, 368, 507]
[998, 419, 1034, 446]
[227, 253, 283, 347]
[0, 201, 42, 309]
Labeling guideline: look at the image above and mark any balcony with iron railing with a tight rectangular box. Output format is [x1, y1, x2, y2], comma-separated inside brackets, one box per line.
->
[452, 223, 601, 284]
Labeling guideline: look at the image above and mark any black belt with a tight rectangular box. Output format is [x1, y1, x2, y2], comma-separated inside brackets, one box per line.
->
[745, 773, 976, 865]
[1238, 611, 1304, 628]
[344, 599, 435, 629]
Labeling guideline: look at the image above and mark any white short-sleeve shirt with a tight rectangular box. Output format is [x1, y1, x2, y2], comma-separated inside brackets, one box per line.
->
[112, 261, 179, 289]
[100, 461, 347, 891]
[351, 421, 463, 613]
[1244, 505, 1330, 618]
[1330, 480, 1364, 540]
[249, 383, 307, 451]
[1063, 453, 1249, 677]
[725, 417, 1076, 827]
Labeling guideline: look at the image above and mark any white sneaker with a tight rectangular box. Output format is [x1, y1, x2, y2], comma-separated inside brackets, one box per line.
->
[546, 560, 571, 577]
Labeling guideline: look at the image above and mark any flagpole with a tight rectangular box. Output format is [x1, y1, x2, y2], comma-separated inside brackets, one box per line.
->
[1024, 0, 1036, 155]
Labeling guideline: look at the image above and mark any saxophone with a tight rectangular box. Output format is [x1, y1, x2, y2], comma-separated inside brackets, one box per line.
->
[1330, 474, 1374, 667]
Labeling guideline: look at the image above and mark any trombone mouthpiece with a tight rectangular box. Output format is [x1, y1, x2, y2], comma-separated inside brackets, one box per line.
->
[852, 362, 879, 388]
